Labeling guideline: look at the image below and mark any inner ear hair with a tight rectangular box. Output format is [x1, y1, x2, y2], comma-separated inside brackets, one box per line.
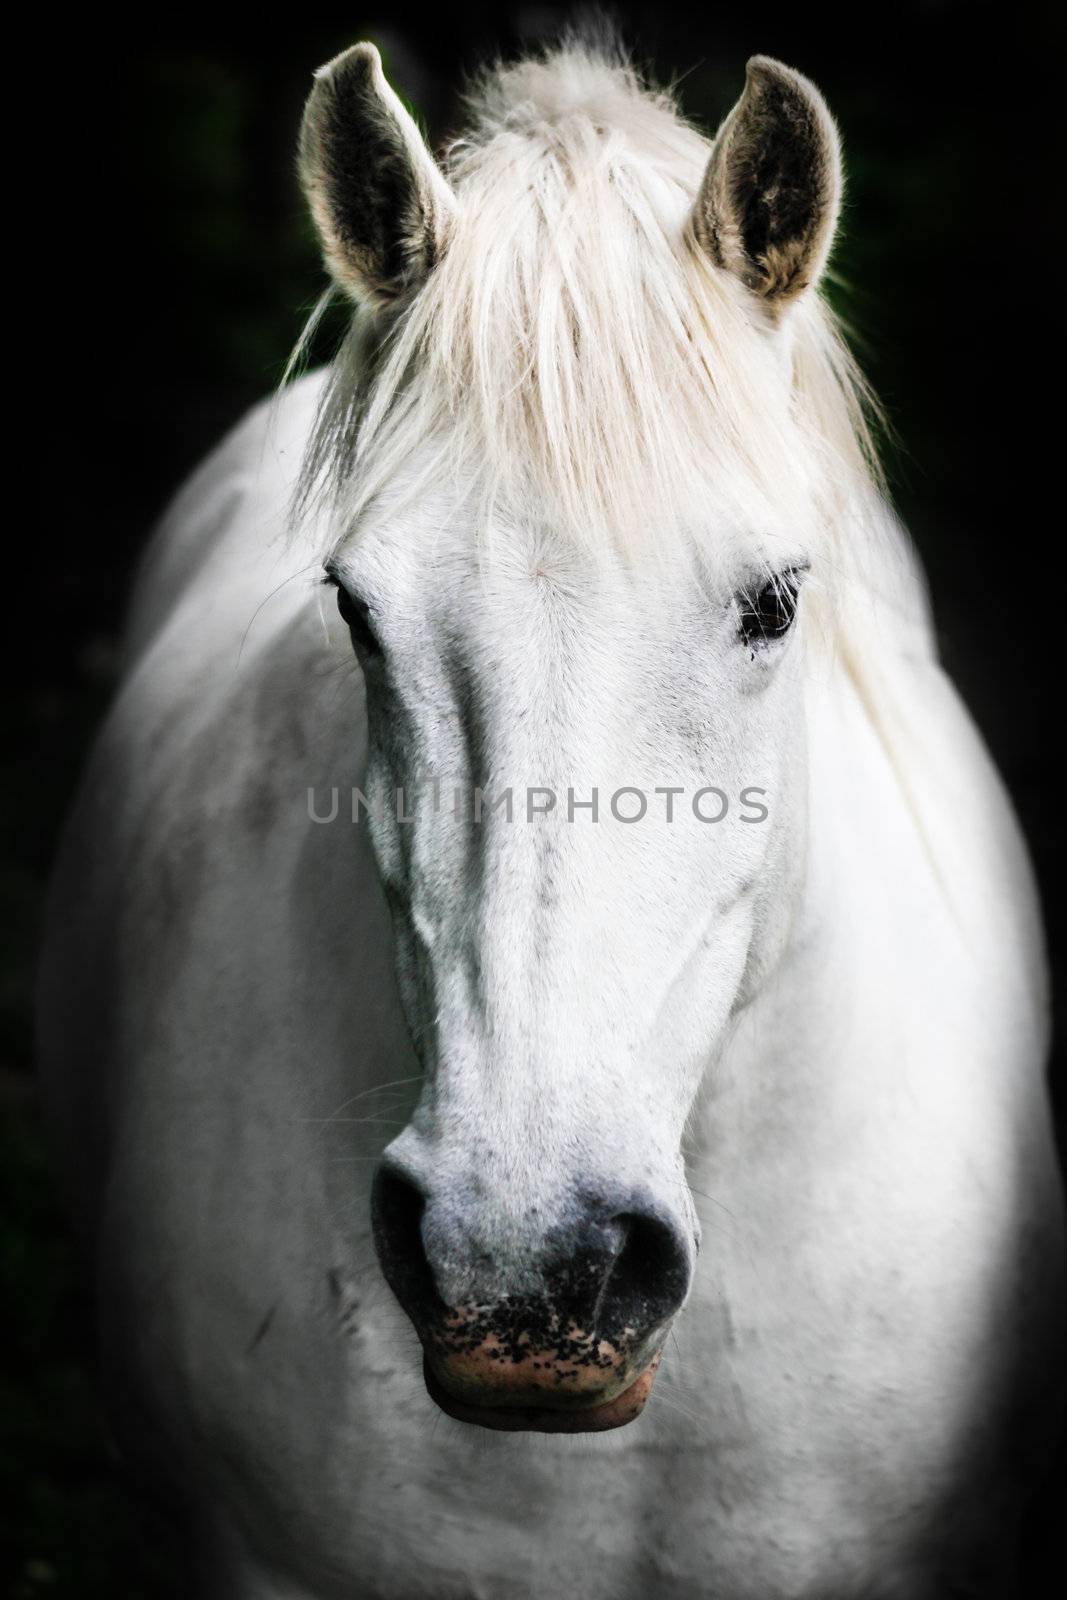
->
[693, 56, 842, 309]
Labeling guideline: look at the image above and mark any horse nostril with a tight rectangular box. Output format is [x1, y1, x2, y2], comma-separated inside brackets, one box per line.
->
[371, 1162, 440, 1322]
[370, 1164, 692, 1357]
[598, 1211, 691, 1339]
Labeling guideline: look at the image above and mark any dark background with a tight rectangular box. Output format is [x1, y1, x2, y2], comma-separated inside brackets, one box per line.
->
[4, 2, 1062, 1593]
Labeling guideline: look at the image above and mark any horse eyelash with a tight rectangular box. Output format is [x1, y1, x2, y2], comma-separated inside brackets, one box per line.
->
[733, 561, 810, 606]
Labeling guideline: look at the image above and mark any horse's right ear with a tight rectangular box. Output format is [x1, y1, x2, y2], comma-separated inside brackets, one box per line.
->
[691, 56, 841, 312]
[299, 43, 457, 308]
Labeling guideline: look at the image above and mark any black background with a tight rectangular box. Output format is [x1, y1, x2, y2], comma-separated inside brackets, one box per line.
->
[4, 3, 1062, 1593]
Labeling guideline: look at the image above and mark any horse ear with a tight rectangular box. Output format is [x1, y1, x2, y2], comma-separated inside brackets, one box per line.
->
[299, 42, 457, 308]
[692, 56, 842, 310]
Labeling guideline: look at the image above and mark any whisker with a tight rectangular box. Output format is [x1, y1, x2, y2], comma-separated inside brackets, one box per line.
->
[298, 1116, 408, 1126]
[300, 1076, 424, 1127]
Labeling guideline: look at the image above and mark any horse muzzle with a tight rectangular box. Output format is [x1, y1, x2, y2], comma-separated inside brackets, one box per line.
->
[371, 1159, 692, 1431]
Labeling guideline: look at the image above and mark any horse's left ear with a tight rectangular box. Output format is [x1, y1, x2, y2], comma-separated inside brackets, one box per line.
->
[299, 42, 457, 308]
[692, 56, 842, 310]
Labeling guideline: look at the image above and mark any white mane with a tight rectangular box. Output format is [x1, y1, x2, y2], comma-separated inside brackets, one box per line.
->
[296, 39, 885, 585]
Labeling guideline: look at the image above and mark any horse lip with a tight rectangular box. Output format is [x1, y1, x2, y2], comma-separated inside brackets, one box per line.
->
[422, 1352, 661, 1433]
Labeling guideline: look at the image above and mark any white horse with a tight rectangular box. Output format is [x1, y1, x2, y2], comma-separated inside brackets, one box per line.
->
[39, 35, 1063, 1599]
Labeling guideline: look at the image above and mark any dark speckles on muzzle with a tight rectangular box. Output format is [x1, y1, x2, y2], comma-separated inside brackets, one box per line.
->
[371, 1162, 692, 1430]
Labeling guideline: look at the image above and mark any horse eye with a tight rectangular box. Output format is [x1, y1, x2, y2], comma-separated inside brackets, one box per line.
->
[332, 581, 381, 658]
[736, 570, 803, 651]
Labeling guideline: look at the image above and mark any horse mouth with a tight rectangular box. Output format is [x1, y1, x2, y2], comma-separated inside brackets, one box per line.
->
[422, 1352, 661, 1433]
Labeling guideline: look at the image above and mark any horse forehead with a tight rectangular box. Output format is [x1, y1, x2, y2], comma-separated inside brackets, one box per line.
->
[341, 461, 806, 620]
[349, 502, 730, 643]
